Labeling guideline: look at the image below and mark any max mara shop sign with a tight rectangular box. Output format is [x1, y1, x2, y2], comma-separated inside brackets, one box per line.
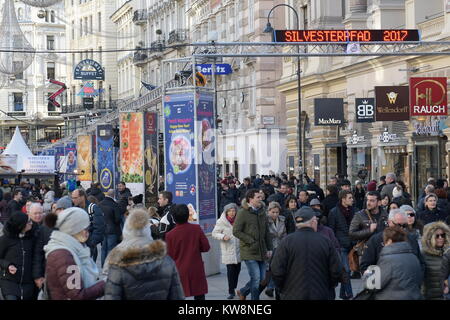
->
[314, 98, 344, 126]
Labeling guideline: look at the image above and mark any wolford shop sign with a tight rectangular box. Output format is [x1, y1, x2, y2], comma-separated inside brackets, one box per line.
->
[410, 77, 447, 116]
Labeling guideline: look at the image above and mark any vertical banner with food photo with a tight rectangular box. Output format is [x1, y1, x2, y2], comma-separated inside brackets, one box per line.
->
[77, 135, 93, 189]
[97, 125, 114, 193]
[63, 142, 77, 182]
[144, 112, 159, 207]
[164, 93, 197, 213]
[196, 92, 217, 233]
[120, 112, 145, 197]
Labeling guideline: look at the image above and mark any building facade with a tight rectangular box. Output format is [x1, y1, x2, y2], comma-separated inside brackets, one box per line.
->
[0, 1, 66, 152]
[279, 0, 450, 200]
[189, 0, 288, 179]
[63, 0, 119, 136]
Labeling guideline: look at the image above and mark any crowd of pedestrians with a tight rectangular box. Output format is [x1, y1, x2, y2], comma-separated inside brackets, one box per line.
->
[0, 171, 450, 300]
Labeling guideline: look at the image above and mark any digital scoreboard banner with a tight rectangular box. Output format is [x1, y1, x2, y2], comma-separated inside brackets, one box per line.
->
[274, 29, 420, 42]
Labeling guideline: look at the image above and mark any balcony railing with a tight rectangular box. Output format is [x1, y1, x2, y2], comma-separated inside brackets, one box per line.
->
[133, 9, 148, 25]
[62, 101, 111, 115]
[150, 40, 165, 51]
[167, 29, 189, 45]
[133, 51, 148, 66]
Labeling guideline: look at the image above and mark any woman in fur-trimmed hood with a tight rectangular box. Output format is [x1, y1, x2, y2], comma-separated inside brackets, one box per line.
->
[421, 221, 450, 300]
[103, 208, 184, 300]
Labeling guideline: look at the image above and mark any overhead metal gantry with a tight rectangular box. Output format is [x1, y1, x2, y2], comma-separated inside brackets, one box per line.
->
[51, 40, 450, 145]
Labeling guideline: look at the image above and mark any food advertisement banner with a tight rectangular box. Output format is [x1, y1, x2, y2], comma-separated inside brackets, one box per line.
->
[164, 93, 197, 214]
[196, 92, 217, 233]
[77, 135, 93, 187]
[97, 125, 115, 193]
[144, 112, 159, 207]
[120, 112, 144, 197]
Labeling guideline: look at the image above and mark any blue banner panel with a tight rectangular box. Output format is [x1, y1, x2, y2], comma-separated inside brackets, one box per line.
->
[97, 125, 114, 193]
[54, 144, 65, 182]
[164, 93, 197, 212]
[114, 146, 120, 191]
[195, 64, 233, 75]
[64, 142, 77, 182]
[197, 92, 217, 233]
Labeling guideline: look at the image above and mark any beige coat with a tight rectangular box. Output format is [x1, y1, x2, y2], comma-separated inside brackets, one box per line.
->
[212, 213, 241, 265]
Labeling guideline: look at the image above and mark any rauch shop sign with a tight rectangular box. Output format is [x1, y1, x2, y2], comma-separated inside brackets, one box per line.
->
[410, 77, 447, 116]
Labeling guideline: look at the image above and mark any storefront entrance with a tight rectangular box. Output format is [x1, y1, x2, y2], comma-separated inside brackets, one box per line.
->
[325, 142, 348, 181]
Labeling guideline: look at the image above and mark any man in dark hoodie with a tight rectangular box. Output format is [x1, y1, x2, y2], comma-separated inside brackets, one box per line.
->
[116, 182, 132, 213]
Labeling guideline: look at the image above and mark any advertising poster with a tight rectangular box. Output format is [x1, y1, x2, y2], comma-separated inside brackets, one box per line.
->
[54, 144, 65, 182]
[77, 135, 93, 188]
[120, 113, 144, 197]
[0, 154, 17, 174]
[196, 92, 217, 233]
[22, 156, 55, 173]
[144, 112, 159, 207]
[164, 93, 197, 213]
[64, 142, 77, 181]
[97, 125, 115, 193]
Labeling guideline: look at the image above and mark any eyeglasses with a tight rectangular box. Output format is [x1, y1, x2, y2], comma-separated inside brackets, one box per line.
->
[407, 213, 415, 217]
[436, 233, 446, 239]
[393, 223, 408, 229]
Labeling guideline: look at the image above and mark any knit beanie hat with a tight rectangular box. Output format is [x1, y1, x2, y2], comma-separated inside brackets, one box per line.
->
[223, 203, 238, 215]
[55, 196, 73, 210]
[56, 207, 90, 236]
[5, 211, 29, 235]
[367, 180, 377, 191]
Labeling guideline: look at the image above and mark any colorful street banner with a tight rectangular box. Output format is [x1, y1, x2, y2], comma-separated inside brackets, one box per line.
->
[97, 125, 115, 193]
[144, 112, 159, 207]
[77, 135, 93, 188]
[164, 93, 197, 216]
[54, 144, 65, 182]
[63, 142, 77, 181]
[120, 112, 144, 197]
[410, 77, 447, 116]
[375, 86, 410, 121]
[196, 92, 217, 233]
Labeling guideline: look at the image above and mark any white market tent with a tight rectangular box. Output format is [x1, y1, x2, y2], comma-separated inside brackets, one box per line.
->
[3, 126, 33, 171]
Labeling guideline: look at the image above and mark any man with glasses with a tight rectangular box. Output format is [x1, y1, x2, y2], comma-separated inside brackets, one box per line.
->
[360, 208, 425, 275]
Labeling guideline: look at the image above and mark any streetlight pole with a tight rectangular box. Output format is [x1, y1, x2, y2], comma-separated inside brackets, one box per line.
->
[264, 4, 303, 186]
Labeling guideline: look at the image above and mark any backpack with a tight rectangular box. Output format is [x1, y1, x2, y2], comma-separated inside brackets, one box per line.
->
[87, 203, 96, 222]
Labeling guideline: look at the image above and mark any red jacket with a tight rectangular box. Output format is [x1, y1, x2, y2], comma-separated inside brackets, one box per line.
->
[46, 249, 104, 300]
[166, 223, 210, 297]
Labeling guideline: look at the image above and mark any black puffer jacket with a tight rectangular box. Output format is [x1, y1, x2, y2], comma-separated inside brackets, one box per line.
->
[371, 241, 423, 300]
[283, 209, 296, 234]
[322, 194, 339, 217]
[0, 213, 37, 300]
[328, 205, 355, 249]
[104, 240, 184, 300]
[88, 186, 105, 202]
[98, 197, 122, 236]
[349, 208, 388, 242]
[417, 207, 449, 226]
[270, 228, 343, 300]
[420, 221, 450, 300]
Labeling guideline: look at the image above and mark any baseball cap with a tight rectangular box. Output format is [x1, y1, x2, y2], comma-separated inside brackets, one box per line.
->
[309, 198, 321, 206]
[293, 206, 316, 223]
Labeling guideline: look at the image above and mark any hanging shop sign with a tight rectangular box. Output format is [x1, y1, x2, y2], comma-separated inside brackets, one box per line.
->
[375, 86, 410, 121]
[410, 77, 447, 116]
[314, 98, 344, 126]
[74, 59, 105, 80]
[378, 130, 399, 143]
[195, 64, 232, 75]
[413, 119, 440, 136]
[348, 132, 366, 145]
[355, 98, 375, 122]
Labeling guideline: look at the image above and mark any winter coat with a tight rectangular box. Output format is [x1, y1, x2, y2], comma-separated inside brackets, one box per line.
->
[82, 201, 106, 249]
[328, 205, 355, 249]
[32, 223, 53, 280]
[104, 240, 184, 300]
[322, 194, 339, 217]
[417, 207, 449, 226]
[283, 209, 296, 234]
[166, 223, 210, 297]
[98, 197, 122, 236]
[212, 213, 240, 265]
[381, 182, 396, 200]
[233, 200, 273, 261]
[267, 215, 286, 250]
[271, 227, 343, 300]
[158, 203, 176, 240]
[371, 241, 423, 300]
[5, 200, 22, 219]
[88, 187, 105, 202]
[117, 188, 132, 212]
[45, 249, 104, 300]
[359, 230, 425, 275]
[317, 225, 340, 252]
[349, 208, 388, 242]
[421, 221, 450, 300]
[261, 183, 275, 196]
[42, 191, 55, 214]
[392, 196, 412, 207]
[219, 189, 238, 214]
[0, 223, 37, 300]
[266, 192, 287, 208]
[0, 200, 8, 224]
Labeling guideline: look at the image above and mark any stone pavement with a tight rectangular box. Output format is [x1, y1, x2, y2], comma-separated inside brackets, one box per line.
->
[187, 262, 364, 300]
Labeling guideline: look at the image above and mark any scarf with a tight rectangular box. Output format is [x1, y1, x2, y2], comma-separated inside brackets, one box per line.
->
[226, 215, 236, 225]
[44, 230, 100, 289]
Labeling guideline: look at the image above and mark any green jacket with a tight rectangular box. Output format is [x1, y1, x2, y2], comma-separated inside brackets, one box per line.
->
[233, 200, 272, 261]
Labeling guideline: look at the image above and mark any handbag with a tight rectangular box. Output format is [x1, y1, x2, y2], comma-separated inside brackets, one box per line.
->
[348, 210, 374, 272]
